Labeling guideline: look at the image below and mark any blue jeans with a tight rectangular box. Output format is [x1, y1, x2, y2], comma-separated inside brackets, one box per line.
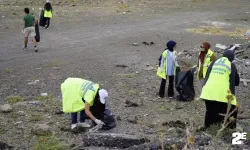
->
[71, 110, 88, 124]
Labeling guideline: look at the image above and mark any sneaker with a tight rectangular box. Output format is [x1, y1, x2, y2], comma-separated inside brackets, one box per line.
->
[22, 46, 27, 51]
[46, 27, 49, 30]
[71, 124, 77, 130]
[169, 97, 173, 99]
[35, 47, 38, 52]
[78, 122, 91, 128]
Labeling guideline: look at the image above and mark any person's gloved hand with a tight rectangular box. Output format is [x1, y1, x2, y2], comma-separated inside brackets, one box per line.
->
[94, 119, 104, 125]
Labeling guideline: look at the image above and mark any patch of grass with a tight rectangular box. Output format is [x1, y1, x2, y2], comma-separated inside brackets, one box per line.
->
[155, 104, 171, 111]
[32, 136, 68, 150]
[10, 112, 18, 119]
[206, 124, 221, 136]
[6, 96, 24, 103]
[0, 127, 6, 135]
[36, 95, 53, 101]
[187, 26, 247, 38]
[30, 114, 43, 122]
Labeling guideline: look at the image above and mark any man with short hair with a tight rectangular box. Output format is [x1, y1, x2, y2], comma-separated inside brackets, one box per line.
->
[22, 8, 38, 52]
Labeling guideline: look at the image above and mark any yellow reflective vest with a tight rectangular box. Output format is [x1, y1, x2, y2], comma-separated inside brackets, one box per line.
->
[197, 49, 214, 80]
[157, 49, 177, 79]
[44, 10, 52, 18]
[61, 78, 99, 113]
[200, 57, 237, 105]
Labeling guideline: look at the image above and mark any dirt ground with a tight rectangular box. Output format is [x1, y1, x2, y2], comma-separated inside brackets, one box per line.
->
[0, 0, 250, 149]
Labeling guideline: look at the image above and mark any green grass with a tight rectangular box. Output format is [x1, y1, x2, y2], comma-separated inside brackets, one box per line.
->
[36, 95, 53, 101]
[0, 127, 6, 135]
[30, 114, 43, 122]
[32, 136, 68, 150]
[7, 96, 24, 103]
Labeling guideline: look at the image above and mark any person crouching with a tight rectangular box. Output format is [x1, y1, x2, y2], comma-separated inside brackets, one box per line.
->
[61, 78, 108, 130]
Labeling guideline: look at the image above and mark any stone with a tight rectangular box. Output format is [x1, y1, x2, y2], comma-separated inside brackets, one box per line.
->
[14, 101, 43, 107]
[125, 100, 139, 107]
[194, 133, 211, 146]
[162, 120, 186, 129]
[17, 111, 25, 116]
[82, 133, 150, 148]
[32, 124, 51, 135]
[143, 66, 154, 71]
[0, 104, 12, 113]
[116, 116, 121, 121]
[127, 116, 138, 124]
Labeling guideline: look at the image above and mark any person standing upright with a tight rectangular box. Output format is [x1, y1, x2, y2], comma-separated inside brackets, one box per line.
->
[195, 42, 216, 99]
[44, 0, 53, 29]
[22, 8, 38, 52]
[200, 50, 239, 129]
[157, 40, 179, 99]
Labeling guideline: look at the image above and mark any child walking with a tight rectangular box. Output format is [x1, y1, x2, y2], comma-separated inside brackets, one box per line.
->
[44, 0, 53, 29]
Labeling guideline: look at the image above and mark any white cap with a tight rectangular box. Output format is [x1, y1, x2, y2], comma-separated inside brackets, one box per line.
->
[99, 89, 108, 104]
[46, 0, 50, 3]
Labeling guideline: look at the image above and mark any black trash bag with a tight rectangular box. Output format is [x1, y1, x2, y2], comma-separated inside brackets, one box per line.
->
[35, 20, 40, 42]
[39, 10, 46, 27]
[92, 108, 116, 130]
[175, 68, 195, 101]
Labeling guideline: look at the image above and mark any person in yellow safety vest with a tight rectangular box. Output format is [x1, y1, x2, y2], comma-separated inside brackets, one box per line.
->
[44, 0, 53, 29]
[157, 40, 179, 99]
[200, 50, 239, 129]
[195, 42, 216, 100]
[61, 78, 108, 130]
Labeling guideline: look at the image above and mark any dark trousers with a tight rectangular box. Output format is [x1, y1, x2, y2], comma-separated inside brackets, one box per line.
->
[71, 110, 88, 124]
[44, 17, 50, 28]
[159, 75, 174, 97]
[204, 100, 237, 129]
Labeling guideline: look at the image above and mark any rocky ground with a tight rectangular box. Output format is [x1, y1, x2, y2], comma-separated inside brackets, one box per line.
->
[0, 0, 250, 149]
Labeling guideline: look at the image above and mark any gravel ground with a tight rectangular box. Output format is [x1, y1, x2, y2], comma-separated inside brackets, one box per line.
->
[0, 0, 249, 149]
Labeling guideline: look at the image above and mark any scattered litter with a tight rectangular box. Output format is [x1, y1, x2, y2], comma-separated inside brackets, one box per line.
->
[125, 100, 139, 107]
[142, 41, 155, 46]
[135, 71, 139, 74]
[215, 43, 227, 50]
[123, 12, 126, 14]
[132, 43, 138, 46]
[240, 78, 250, 86]
[89, 124, 103, 132]
[143, 114, 148, 117]
[27, 80, 39, 85]
[2, 16, 5, 18]
[245, 61, 250, 66]
[116, 64, 128, 68]
[246, 30, 250, 38]
[41, 93, 48, 97]
[143, 66, 154, 71]
[55, 110, 64, 115]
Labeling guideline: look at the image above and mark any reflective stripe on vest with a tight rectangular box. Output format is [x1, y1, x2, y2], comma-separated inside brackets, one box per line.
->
[200, 57, 237, 105]
[81, 81, 96, 98]
[157, 50, 177, 79]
